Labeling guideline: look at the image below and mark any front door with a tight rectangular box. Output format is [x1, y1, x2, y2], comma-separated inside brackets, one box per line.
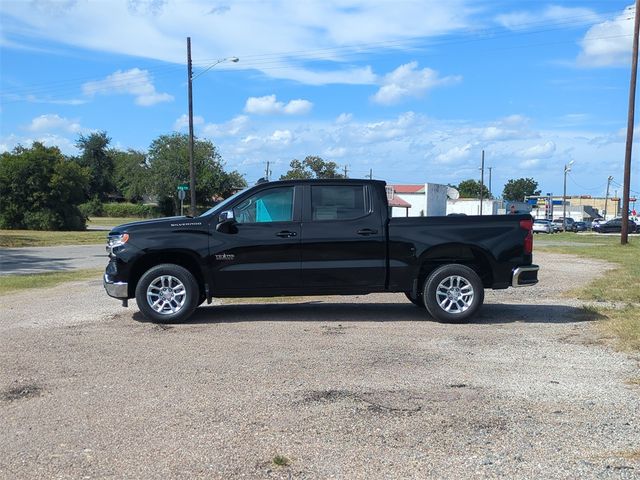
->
[210, 185, 302, 294]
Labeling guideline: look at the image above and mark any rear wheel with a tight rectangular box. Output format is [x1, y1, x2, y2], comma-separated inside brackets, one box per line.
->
[423, 264, 484, 323]
[135, 264, 199, 323]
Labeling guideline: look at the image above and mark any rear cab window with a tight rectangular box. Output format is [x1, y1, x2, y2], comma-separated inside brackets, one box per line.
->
[311, 185, 369, 221]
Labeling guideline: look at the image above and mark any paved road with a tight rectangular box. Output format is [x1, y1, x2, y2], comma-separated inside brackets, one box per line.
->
[1, 253, 638, 479]
[0, 245, 108, 275]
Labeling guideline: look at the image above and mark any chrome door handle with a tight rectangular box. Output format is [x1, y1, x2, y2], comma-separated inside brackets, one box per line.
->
[276, 231, 297, 238]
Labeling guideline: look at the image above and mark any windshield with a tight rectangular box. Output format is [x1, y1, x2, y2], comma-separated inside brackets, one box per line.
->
[199, 187, 250, 218]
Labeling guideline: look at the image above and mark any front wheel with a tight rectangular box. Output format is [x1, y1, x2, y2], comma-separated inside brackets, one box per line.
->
[135, 264, 199, 323]
[422, 264, 484, 323]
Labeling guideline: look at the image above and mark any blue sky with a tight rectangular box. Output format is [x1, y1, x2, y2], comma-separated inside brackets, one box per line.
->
[1, 0, 639, 199]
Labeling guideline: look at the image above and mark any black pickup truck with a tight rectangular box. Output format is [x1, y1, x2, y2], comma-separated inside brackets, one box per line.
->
[104, 179, 538, 323]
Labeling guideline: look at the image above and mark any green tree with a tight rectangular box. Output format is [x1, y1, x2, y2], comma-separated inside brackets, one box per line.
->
[75, 131, 115, 200]
[280, 156, 344, 180]
[0, 142, 89, 230]
[147, 133, 246, 214]
[502, 177, 541, 201]
[112, 149, 149, 202]
[456, 179, 491, 199]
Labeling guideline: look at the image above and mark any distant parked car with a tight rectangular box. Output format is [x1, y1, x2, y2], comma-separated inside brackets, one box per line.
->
[590, 218, 604, 230]
[593, 218, 637, 233]
[552, 217, 575, 232]
[533, 219, 554, 234]
[573, 221, 588, 232]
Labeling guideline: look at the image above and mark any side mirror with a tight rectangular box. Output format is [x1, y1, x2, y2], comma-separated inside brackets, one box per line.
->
[219, 210, 234, 222]
[216, 211, 237, 234]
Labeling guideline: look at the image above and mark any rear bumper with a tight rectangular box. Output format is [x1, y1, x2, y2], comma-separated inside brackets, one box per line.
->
[103, 273, 128, 299]
[511, 265, 539, 288]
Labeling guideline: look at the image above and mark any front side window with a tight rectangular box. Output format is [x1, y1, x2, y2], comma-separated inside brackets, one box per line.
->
[311, 185, 367, 221]
[233, 187, 294, 223]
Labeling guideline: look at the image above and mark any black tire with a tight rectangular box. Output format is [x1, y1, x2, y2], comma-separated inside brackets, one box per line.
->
[405, 291, 425, 308]
[135, 264, 200, 323]
[422, 264, 484, 323]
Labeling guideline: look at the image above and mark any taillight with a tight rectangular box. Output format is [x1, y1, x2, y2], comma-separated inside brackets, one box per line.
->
[520, 219, 533, 254]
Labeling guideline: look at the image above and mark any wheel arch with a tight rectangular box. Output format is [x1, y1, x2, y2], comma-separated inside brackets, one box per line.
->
[415, 243, 495, 290]
[128, 250, 206, 299]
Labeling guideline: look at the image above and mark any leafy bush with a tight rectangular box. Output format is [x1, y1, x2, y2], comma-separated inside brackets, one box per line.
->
[101, 202, 160, 218]
[78, 197, 104, 217]
[0, 143, 89, 230]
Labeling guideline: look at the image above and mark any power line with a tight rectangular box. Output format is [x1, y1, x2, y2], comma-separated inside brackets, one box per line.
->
[1, 9, 630, 101]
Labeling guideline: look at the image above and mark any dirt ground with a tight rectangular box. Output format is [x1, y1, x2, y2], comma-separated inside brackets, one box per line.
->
[1, 252, 638, 479]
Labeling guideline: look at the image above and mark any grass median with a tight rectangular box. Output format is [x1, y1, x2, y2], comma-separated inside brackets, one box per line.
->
[0, 230, 107, 247]
[0, 268, 103, 296]
[535, 233, 639, 351]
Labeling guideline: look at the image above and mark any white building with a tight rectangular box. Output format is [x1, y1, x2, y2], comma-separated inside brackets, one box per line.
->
[389, 184, 449, 217]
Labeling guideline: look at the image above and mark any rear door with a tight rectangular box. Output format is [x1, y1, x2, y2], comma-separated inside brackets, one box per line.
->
[300, 183, 386, 289]
[210, 184, 302, 293]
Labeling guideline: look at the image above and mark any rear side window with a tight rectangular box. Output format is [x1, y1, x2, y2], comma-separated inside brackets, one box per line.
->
[233, 187, 294, 223]
[311, 185, 367, 221]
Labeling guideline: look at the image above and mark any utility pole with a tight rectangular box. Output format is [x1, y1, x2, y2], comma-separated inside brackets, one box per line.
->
[343, 165, 348, 178]
[563, 161, 574, 231]
[187, 37, 196, 216]
[488, 166, 493, 198]
[604, 175, 613, 220]
[479, 150, 485, 215]
[368, 168, 372, 180]
[265, 161, 271, 181]
[622, 0, 640, 244]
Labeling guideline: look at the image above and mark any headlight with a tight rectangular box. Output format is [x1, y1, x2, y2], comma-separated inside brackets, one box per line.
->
[107, 233, 129, 254]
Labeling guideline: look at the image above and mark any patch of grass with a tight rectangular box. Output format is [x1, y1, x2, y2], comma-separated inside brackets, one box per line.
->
[272, 455, 290, 467]
[595, 306, 640, 352]
[536, 235, 640, 303]
[536, 235, 640, 351]
[0, 230, 106, 247]
[87, 217, 142, 227]
[0, 268, 102, 295]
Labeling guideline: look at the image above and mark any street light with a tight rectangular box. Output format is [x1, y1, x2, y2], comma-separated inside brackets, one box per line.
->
[187, 36, 239, 216]
[562, 160, 574, 231]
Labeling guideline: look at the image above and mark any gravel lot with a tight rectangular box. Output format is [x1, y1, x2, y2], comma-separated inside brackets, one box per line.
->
[1, 252, 639, 479]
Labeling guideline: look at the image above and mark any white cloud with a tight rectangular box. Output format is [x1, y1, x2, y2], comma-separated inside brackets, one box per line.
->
[577, 5, 635, 67]
[372, 61, 461, 105]
[23, 94, 86, 105]
[335, 113, 353, 124]
[270, 130, 293, 144]
[324, 146, 347, 158]
[283, 99, 313, 115]
[475, 115, 538, 142]
[0, 133, 78, 155]
[496, 6, 599, 30]
[173, 114, 204, 131]
[201, 115, 250, 138]
[82, 68, 173, 106]
[244, 95, 313, 115]
[0, 1, 472, 85]
[516, 141, 556, 159]
[267, 65, 377, 86]
[26, 114, 82, 133]
[435, 144, 473, 164]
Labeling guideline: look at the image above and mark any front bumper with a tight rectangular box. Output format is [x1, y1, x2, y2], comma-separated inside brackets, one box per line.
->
[103, 273, 128, 299]
[511, 265, 539, 288]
